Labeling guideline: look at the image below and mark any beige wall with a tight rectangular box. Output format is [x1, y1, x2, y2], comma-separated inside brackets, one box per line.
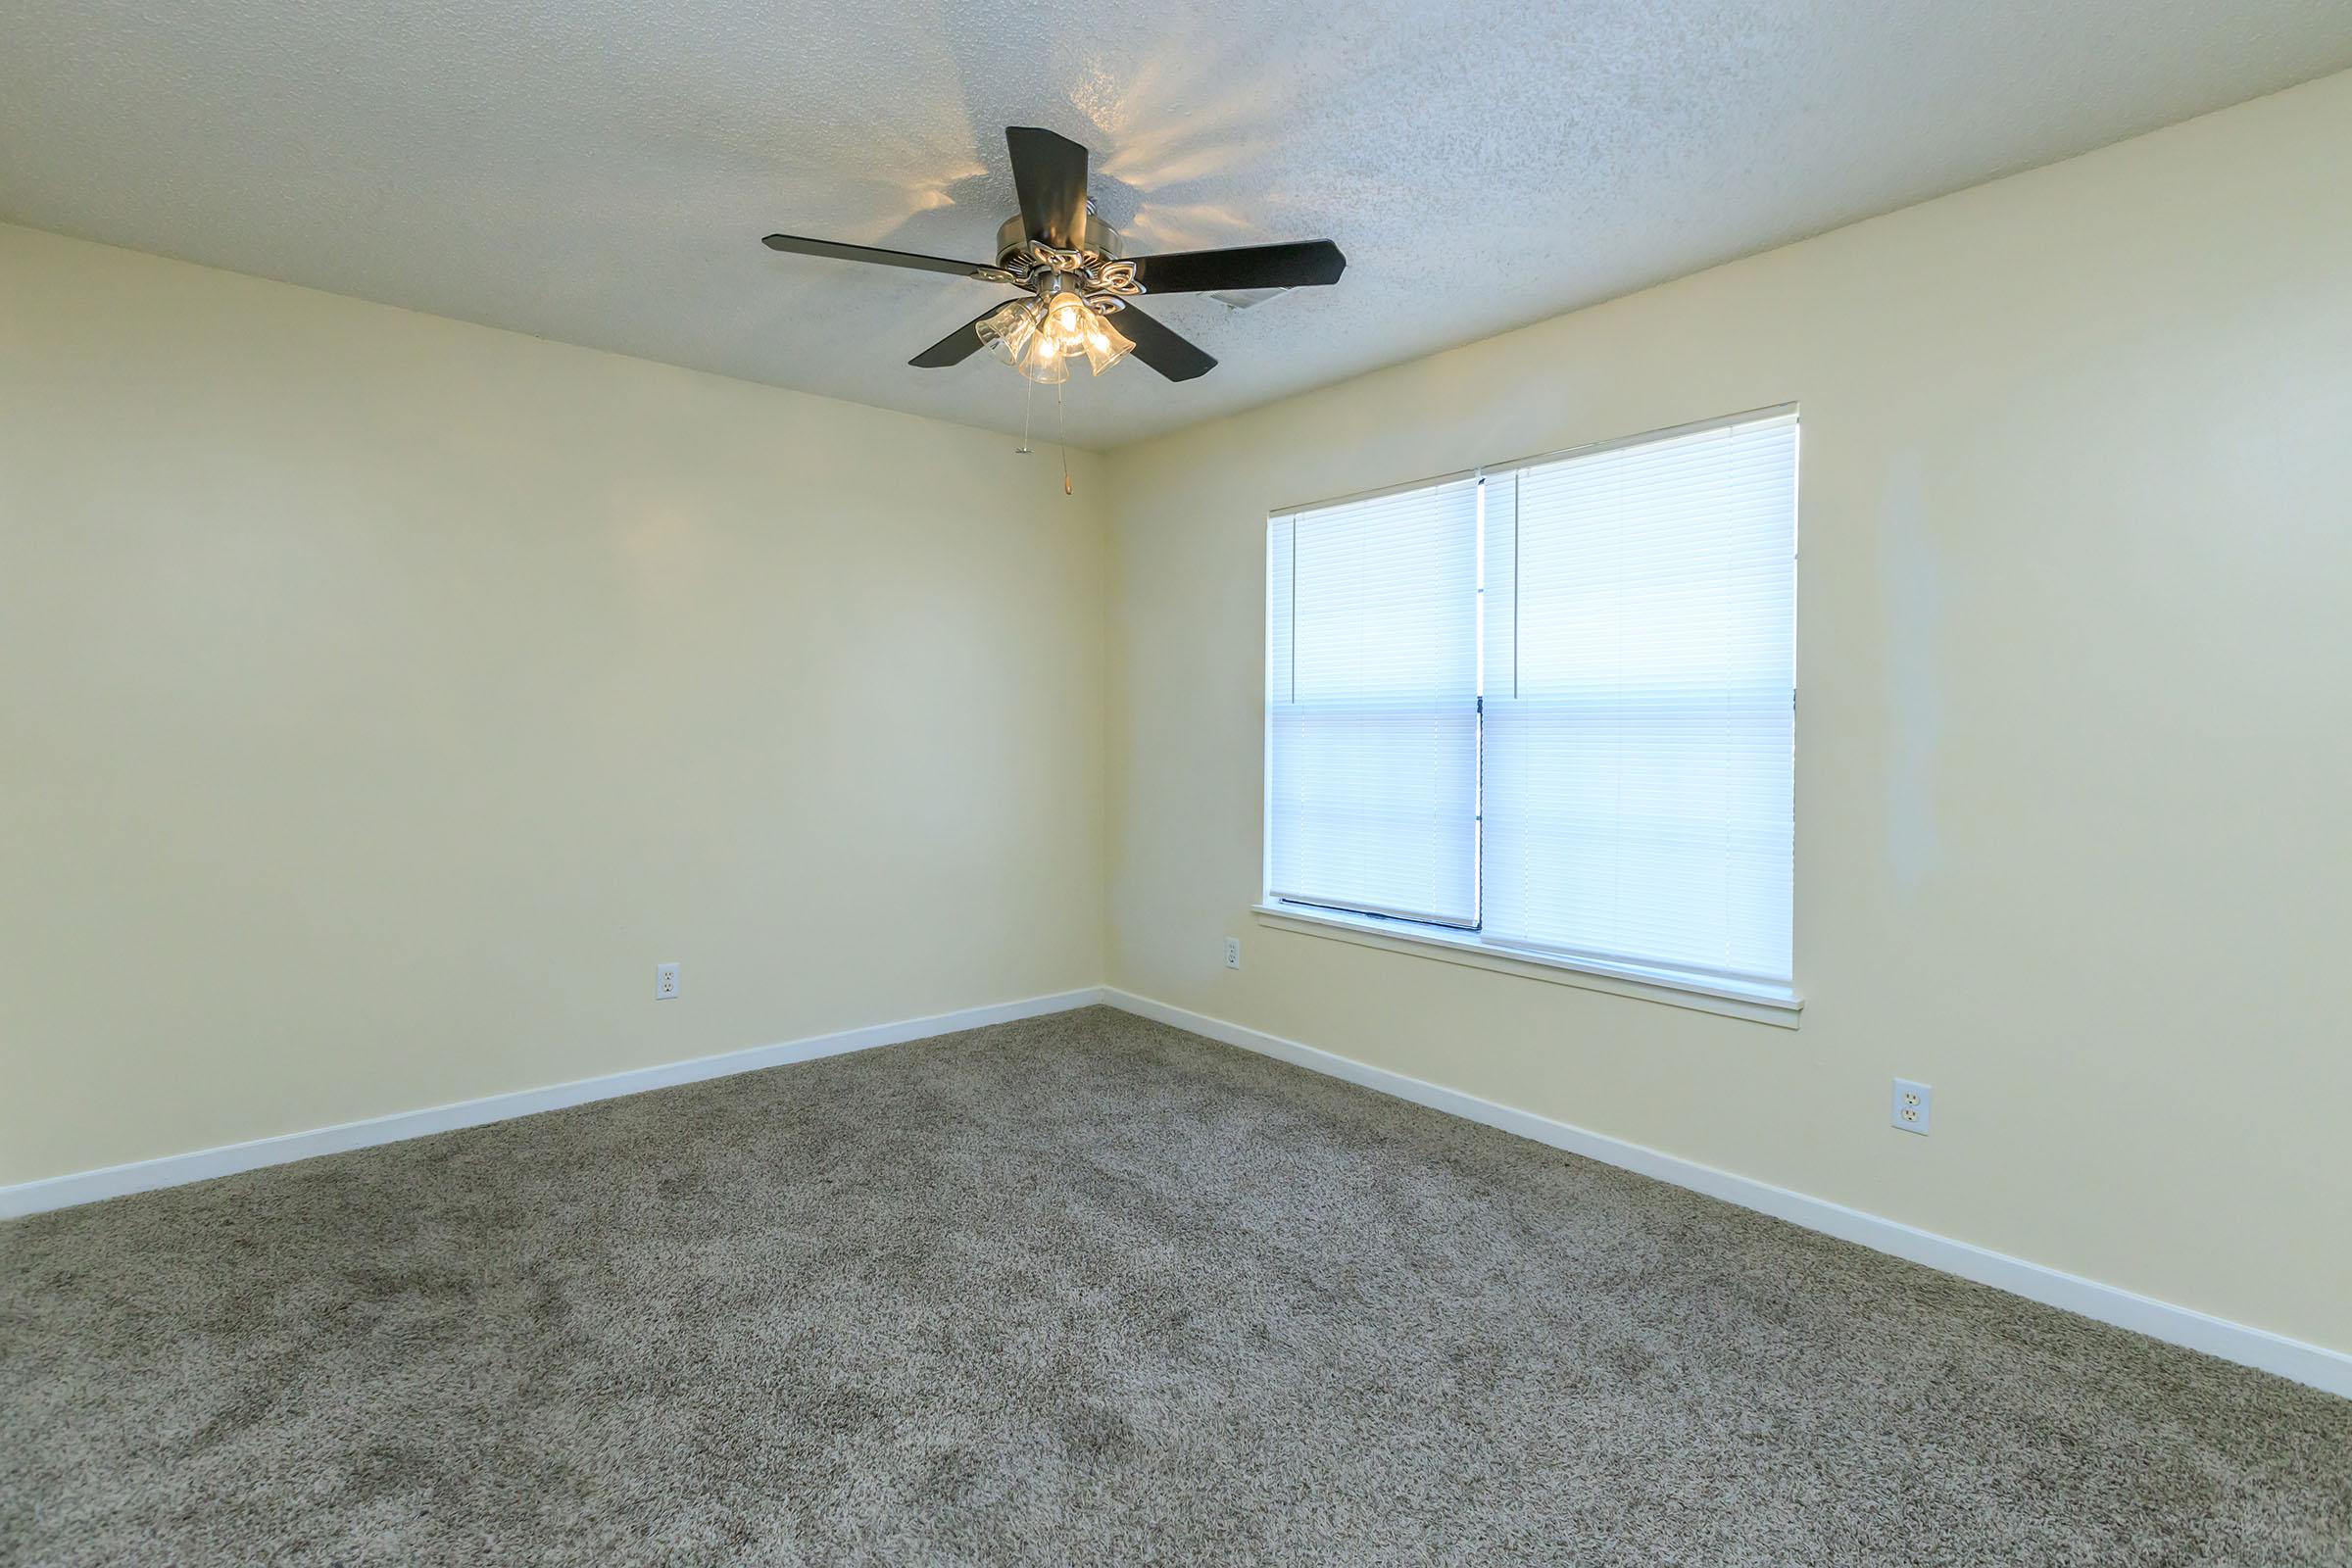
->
[1102, 74, 2352, 1353]
[0, 223, 1109, 1185]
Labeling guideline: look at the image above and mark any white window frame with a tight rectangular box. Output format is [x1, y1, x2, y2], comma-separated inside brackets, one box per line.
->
[1258, 406, 1802, 1025]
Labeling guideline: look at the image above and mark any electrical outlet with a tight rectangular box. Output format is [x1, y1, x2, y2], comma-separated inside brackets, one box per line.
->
[1891, 1078, 1932, 1135]
[1223, 937, 1241, 970]
[656, 962, 680, 1001]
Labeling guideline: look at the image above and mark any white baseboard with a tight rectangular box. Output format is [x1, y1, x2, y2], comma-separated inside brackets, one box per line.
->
[0, 988, 1105, 1220]
[15, 983, 2343, 1397]
[1102, 989, 2352, 1399]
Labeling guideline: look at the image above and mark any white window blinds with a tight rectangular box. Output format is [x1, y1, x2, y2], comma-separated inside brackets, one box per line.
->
[1483, 415, 1797, 984]
[1263, 410, 1797, 995]
[1266, 478, 1481, 927]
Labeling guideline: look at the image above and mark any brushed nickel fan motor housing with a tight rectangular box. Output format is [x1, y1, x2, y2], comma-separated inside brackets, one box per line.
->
[981, 213, 1144, 314]
[993, 213, 1122, 266]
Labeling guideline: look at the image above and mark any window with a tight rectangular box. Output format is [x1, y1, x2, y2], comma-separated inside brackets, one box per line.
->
[1263, 409, 1797, 1008]
[1266, 478, 1481, 927]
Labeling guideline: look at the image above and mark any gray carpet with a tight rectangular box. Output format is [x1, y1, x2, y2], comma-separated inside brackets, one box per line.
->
[4, 1006, 2347, 1566]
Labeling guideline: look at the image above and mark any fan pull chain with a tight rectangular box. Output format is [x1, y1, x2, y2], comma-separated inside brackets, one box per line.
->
[1017, 375, 1033, 455]
[1056, 382, 1071, 496]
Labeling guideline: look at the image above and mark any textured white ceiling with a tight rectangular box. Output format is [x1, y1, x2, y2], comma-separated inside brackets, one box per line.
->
[5, 0, 2348, 447]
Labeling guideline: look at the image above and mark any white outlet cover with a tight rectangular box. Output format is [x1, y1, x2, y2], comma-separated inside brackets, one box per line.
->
[1891, 1078, 1933, 1135]
[656, 962, 680, 1000]
[1223, 937, 1241, 970]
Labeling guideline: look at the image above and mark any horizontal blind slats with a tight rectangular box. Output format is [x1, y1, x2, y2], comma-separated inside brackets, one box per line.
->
[1266, 478, 1480, 926]
[1483, 418, 1796, 981]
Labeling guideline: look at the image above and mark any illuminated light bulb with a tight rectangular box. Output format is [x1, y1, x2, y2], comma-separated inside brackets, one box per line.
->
[1078, 308, 1134, 375]
[1045, 293, 1088, 344]
[1018, 322, 1069, 384]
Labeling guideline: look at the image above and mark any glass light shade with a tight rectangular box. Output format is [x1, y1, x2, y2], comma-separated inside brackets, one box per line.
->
[976, 299, 1040, 368]
[1017, 322, 1070, 384]
[1078, 309, 1134, 375]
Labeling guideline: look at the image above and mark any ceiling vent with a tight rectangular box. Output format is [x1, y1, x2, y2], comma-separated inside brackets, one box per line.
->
[1208, 286, 1292, 311]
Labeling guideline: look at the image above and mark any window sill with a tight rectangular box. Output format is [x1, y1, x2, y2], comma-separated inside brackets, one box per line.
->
[1250, 903, 1802, 1028]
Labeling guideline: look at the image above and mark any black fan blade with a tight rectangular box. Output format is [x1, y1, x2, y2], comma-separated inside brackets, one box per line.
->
[1005, 126, 1088, 251]
[909, 310, 998, 368]
[1130, 240, 1347, 294]
[1115, 305, 1216, 382]
[762, 232, 997, 279]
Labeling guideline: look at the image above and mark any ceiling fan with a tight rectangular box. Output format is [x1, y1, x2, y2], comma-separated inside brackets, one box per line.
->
[761, 126, 1346, 385]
